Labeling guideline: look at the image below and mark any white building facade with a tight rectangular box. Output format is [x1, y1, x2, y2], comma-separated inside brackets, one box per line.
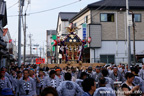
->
[70, 0, 144, 64]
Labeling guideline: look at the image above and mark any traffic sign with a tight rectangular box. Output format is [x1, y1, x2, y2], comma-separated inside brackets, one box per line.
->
[36, 58, 45, 64]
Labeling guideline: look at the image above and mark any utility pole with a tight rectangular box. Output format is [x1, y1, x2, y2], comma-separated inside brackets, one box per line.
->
[23, 13, 27, 65]
[46, 31, 48, 64]
[43, 43, 45, 58]
[18, 0, 23, 67]
[126, 0, 131, 69]
[28, 34, 32, 59]
[39, 47, 42, 58]
[132, 13, 136, 65]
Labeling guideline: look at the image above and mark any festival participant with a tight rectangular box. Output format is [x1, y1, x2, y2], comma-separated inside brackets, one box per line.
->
[95, 66, 102, 82]
[17, 69, 36, 96]
[71, 66, 78, 79]
[101, 69, 114, 89]
[81, 78, 96, 96]
[75, 72, 88, 88]
[139, 63, 144, 80]
[131, 67, 144, 95]
[29, 68, 38, 90]
[121, 72, 140, 96]
[109, 66, 123, 82]
[1, 67, 11, 81]
[93, 78, 116, 96]
[0, 69, 12, 94]
[12, 71, 22, 95]
[41, 86, 58, 96]
[45, 70, 57, 88]
[55, 67, 64, 87]
[120, 64, 127, 81]
[107, 65, 113, 75]
[36, 70, 45, 96]
[20, 65, 25, 72]
[57, 73, 83, 96]
[86, 66, 96, 79]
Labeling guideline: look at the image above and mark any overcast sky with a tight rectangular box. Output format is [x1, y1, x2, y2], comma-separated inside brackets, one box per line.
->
[6, 0, 99, 56]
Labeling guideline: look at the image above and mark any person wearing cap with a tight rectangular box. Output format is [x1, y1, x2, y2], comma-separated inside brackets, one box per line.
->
[93, 78, 116, 96]
[101, 69, 114, 89]
[81, 78, 96, 96]
[139, 63, 144, 80]
[0, 70, 12, 94]
[17, 69, 36, 96]
[57, 73, 83, 96]
[95, 66, 102, 82]
[55, 67, 64, 87]
[75, 72, 88, 89]
[0, 88, 14, 96]
[86, 66, 96, 79]
[44, 70, 57, 88]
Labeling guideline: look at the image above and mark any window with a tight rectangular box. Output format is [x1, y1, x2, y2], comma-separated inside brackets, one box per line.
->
[134, 14, 141, 22]
[100, 55, 115, 63]
[84, 16, 88, 23]
[59, 24, 61, 31]
[100, 13, 114, 22]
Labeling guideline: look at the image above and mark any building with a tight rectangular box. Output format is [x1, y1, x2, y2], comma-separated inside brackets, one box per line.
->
[69, 0, 144, 64]
[21, 54, 40, 65]
[46, 30, 57, 64]
[3, 28, 17, 66]
[0, 0, 8, 68]
[56, 12, 78, 37]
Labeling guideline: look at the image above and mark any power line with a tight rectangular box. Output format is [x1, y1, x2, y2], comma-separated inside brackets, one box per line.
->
[8, 2, 18, 9]
[8, 0, 81, 17]
[28, 0, 81, 15]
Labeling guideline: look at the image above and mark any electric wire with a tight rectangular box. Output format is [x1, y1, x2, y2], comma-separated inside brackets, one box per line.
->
[8, 0, 82, 17]
[8, 1, 18, 9]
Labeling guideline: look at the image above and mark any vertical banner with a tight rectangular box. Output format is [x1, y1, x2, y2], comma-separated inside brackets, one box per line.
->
[82, 23, 87, 40]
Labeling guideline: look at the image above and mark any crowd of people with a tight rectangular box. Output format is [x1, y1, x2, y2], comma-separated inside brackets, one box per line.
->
[0, 63, 144, 96]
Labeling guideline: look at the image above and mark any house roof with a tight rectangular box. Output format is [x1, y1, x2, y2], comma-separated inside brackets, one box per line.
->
[3, 28, 8, 36]
[70, 0, 144, 22]
[59, 12, 78, 21]
[88, 0, 144, 9]
[56, 12, 78, 31]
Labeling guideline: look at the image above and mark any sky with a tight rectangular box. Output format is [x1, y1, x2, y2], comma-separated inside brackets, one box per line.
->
[6, 0, 99, 56]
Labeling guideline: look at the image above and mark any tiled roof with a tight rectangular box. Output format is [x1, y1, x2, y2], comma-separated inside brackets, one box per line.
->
[88, 0, 144, 9]
[59, 12, 78, 21]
